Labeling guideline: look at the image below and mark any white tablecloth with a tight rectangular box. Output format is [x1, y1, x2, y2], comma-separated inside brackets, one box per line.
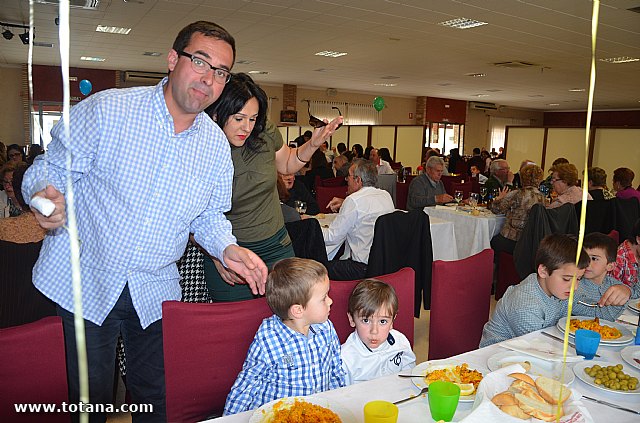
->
[424, 206, 506, 260]
[205, 310, 640, 422]
[315, 213, 457, 261]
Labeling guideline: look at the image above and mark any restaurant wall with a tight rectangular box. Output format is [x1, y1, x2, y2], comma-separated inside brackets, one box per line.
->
[0, 65, 25, 146]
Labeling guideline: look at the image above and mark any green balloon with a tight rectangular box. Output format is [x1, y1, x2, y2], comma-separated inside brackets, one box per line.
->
[373, 96, 385, 111]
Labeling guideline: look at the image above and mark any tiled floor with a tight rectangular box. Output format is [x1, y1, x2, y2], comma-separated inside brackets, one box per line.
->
[106, 296, 498, 422]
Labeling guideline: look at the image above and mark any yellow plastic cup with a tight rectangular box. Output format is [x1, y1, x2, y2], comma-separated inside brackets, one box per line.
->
[363, 400, 399, 423]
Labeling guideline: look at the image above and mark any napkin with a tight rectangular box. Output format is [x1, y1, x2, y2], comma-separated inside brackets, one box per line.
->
[460, 364, 593, 423]
[501, 338, 583, 363]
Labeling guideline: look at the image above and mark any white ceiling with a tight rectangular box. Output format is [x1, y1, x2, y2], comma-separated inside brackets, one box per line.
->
[1, 0, 639, 111]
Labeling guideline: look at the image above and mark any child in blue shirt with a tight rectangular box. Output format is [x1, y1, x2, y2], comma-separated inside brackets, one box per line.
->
[224, 258, 345, 415]
[480, 234, 589, 347]
[573, 232, 640, 320]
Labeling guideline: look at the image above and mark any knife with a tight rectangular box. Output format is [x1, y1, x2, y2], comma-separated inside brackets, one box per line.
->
[582, 396, 640, 415]
[540, 331, 600, 358]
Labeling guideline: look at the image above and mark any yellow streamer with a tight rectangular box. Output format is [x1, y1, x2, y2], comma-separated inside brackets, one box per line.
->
[556, 1, 600, 420]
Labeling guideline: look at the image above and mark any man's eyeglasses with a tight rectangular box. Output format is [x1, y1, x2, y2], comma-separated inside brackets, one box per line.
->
[176, 50, 232, 84]
[308, 104, 343, 130]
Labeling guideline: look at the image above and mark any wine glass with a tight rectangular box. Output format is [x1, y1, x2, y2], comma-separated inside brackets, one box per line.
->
[294, 200, 307, 215]
[480, 187, 487, 203]
[469, 193, 479, 209]
[454, 190, 463, 209]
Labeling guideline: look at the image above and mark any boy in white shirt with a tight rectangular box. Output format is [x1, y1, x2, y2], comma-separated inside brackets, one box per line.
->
[341, 279, 416, 385]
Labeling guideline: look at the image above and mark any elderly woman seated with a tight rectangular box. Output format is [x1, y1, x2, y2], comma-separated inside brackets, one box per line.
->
[547, 163, 592, 209]
[490, 164, 546, 254]
[613, 167, 640, 203]
[588, 167, 615, 200]
[0, 163, 46, 243]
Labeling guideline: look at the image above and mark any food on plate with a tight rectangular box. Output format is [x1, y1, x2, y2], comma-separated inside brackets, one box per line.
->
[492, 375, 571, 421]
[423, 363, 483, 396]
[568, 317, 622, 339]
[261, 398, 341, 422]
[584, 364, 638, 391]
[316, 213, 326, 219]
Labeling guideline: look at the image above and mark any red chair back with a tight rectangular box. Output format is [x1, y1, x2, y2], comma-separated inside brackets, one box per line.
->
[428, 249, 493, 360]
[606, 230, 620, 245]
[495, 252, 521, 300]
[316, 185, 348, 213]
[163, 298, 272, 422]
[0, 316, 70, 423]
[449, 181, 472, 199]
[395, 181, 410, 210]
[329, 267, 415, 346]
[318, 176, 347, 187]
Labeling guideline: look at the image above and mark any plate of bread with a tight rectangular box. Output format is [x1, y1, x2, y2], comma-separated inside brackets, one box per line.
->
[491, 373, 573, 422]
[557, 316, 633, 345]
[411, 359, 485, 402]
[487, 351, 575, 385]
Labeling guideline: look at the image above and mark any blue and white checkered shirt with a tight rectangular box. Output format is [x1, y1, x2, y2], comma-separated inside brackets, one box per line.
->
[223, 315, 346, 415]
[22, 78, 236, 328]
[480, 273, 569, 347]
[573, 274, 640, 321]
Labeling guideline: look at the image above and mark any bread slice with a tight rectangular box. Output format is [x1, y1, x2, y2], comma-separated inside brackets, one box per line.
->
[500, 404, 530, 420]
[508, 379, 536, 394]
[508, 372, 535, 386]
[514, 393, 562, 422]
[492, 391, 517, 406]
[535, 376, 572, 405]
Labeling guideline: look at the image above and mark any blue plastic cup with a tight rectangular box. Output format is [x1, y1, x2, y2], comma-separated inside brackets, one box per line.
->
[575, 329, 601, 360]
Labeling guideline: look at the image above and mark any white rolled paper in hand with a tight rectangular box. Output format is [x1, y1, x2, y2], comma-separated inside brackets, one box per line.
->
[31, 196, 56, 217]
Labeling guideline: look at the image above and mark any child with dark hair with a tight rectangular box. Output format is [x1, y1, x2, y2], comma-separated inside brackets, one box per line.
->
[224, 258, 345, 415]
[480, 234, 590, 347]
[573, 232, 639, 320]
[611, 218, 640, 289]
[341, 279, 415, 385]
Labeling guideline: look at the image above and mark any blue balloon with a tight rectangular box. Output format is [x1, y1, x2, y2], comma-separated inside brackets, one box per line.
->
[79, 79, 92, 96]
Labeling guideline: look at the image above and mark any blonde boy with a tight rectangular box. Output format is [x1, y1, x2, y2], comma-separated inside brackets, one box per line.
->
[223, 258, 345, 415]
[480, 234, 589, 347]
[341, 279, 415, 385]
[573, 232, 640, 319]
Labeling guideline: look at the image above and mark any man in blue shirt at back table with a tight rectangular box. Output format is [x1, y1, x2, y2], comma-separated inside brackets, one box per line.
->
[22, 21, 267, 423]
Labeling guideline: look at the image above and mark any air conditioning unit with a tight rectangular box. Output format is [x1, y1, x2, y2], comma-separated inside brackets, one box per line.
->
[123, 71, 166, 84]
[35, 0, 100, 9]
[469, 101, 498, 111]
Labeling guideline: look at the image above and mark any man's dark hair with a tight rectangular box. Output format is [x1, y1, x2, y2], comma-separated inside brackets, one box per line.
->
[535, 234, 589, 273]
[473, 147, 481, 155]
[583, 232, 618, 263]
[172, 21, 236, 64]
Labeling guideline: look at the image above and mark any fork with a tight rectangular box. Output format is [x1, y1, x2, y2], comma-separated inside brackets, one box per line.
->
[393, 387, 429, 405]
[577, 300, 598, 307]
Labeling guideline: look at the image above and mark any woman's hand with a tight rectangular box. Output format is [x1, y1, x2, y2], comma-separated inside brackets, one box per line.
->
[496, 186, 509, 200]
[309, 116, 344, 148]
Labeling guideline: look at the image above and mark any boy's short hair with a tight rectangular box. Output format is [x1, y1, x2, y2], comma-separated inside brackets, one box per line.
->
[535, 234, 589, 273]
[583, 232, 618, 263]
[266, 258, 328, 320]
[348, 279, 398, 319]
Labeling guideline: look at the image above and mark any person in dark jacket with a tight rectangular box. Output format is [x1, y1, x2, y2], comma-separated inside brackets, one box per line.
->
[279, 172, 319, 215]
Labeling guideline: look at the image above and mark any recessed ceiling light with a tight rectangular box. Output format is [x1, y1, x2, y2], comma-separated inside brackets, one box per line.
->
[314, 68, 332, 72]
[529, 94, 544, 97]
[373, 83, 397, 87]
[439, 18, 488, 29]
[568, 88, 586, 92]
[474, 94, 490, 97]
[315, 50, 348, 58]
[33, 41, 53, 48]
[380, 76, 400, 80]
[465, 73, 486, 77]
[81, 56, 106, 62]
[485, 89, 503, 92]
[547, 103, 560, 106]
[248, 70, 268, 75]
[438, 82, 453, 86]
[388, 37, 401, 41]
[599, 56, 639, 64]
[96, 25, 132, 35]
[143, 51, 162, 57]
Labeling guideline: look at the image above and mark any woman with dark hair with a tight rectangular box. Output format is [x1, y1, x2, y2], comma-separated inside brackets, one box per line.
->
[363, 145, 374, 160]
[447, 148, 461, 174]
[587, 167, 615, 200]
[200, 73, 341, 301]
[303, 149, 334, 192]
[6, 144, 26, 163]
[613, 167, 640, 203]
[0, 163, 46, 242]
[352, 143, 363, 159]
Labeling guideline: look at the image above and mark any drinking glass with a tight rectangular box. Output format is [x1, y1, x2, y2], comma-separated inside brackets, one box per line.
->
[428, 381, 460, 422]
[480, 187, 487, 203]
[363, 400, 398, 423]
[575, 329, 601, 360]
[294, 200, 307, 215]
[454, 190, 463, 209]
[469, 193, 480, 208]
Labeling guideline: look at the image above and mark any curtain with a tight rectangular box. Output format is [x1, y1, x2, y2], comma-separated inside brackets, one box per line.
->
[309, 101, 380, 125]
[489, 116, 532, 152]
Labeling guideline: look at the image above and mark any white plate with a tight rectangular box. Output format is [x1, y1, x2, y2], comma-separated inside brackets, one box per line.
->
[573, 360, 640, 395]
[487, 350, 575, 385]
[249, 396, 356, 423]
[557, 316, 634, 345]
[628, 300, 640, 314]
[411, 359, 485, 403]
[621, 346, 640, 372]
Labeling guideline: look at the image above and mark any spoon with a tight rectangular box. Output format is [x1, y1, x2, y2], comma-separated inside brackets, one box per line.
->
[393, 387, 429, 405]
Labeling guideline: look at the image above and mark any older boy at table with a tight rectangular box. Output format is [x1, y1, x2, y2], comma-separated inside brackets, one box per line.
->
[572, 232, 640, 320]
[341, 279, 416, 385]
[480, 234, 589, 347]
[223, 258, 345, 415]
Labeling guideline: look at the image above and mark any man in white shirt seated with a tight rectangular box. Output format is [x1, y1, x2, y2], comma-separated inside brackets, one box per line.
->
[370, 148, 394, 175]
[324, 159, 395, 280]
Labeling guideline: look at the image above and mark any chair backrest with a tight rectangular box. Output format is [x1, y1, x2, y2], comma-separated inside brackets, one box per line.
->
[318, 176, 347, 187]
[0, 240, 56, 328]
[575, 200, 615, 236]
[428, 249, 494, 360]
[315, 185, 348, 213]
[366, 210, 433, 316]
[329, 267, 415, 346]
[163, 298, 273, 422]
[613, 197, 640, 242]
[285, 218, 328, 265]
[606, 230, 620, 245]
[440, 174, 461, 195]
[395, 181, 410, 210]
[0, 316, 70, 422]
[449, 181, 472, 199]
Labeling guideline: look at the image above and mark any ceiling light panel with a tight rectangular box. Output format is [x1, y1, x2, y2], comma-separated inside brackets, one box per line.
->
[315, 50, 347, 58]
[81, 56, 106, 62]
[96, 25, 132, 35]
[438, 18, 488, 29]
[599, 56, 639, 64]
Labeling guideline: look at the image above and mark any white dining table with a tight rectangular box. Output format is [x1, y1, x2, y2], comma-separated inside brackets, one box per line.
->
[424, 205, 506, 260]
[314, 212, 457, 262]
[206, 309, 639, 423]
